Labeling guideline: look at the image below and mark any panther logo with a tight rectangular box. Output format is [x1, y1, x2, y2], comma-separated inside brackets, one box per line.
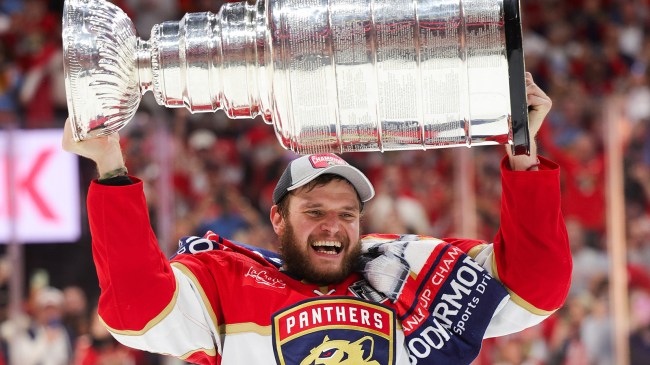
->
[300, 335, 380, 365]
[272, 298, 395, 365]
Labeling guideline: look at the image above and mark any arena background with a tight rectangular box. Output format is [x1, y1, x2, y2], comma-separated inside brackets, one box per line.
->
[1, 0, 650, 364]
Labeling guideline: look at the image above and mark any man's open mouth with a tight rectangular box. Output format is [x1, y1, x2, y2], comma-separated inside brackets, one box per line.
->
[311, 241, 343, 255]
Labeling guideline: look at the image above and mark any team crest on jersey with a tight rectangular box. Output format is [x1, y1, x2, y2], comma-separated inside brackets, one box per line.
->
[272, 298, 396, 365]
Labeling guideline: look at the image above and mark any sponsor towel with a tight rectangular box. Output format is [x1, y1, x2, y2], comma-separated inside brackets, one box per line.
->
[359, 234, 509, 365]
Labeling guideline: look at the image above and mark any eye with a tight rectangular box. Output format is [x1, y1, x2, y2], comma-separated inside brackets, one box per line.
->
[306, 210, 323, 217]
[340, 212, 356, 220]
[319, 348, 337, 358]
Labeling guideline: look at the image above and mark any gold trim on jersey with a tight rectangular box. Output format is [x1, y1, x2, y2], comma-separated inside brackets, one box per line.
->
[467, 243, 489, 259]
[100, 277, 180, 336]
[177, 347, 217, 360]
[171, 262, 220, 330]
[491, 255, 556, 316]
[221, 322, 272, 336]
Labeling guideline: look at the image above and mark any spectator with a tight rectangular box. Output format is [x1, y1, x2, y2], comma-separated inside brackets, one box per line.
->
[580, 295, 613, 365]
[62, 286, 89, 344]
[14, 0, 63, 128]
[630, 290, 650, 365]
[365, 163, 431, 235]
[566, 218, 609, 295]
[73, 307, 147, 365]
[5, 286, 71, 365]
[538, 126, 606, 248]
[0, 41, 20, 126]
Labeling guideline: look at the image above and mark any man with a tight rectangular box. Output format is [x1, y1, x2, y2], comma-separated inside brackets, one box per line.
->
[6, 287, 72, 365]
[62, 73, 571, 365]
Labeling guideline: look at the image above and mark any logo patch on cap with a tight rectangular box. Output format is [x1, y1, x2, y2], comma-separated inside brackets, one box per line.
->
[309, 154, 347, 169]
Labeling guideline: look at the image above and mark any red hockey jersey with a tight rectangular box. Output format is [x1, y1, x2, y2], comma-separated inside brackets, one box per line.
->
[87, 156, 571, 365]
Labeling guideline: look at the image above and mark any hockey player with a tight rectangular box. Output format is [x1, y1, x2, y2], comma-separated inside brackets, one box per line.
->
[62, 72, 571, 365]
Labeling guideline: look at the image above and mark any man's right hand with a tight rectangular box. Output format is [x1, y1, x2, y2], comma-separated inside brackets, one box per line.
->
[62, 118, 127, 179]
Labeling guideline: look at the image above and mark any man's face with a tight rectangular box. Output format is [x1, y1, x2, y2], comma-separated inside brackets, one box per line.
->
[271, 179, 362, 285]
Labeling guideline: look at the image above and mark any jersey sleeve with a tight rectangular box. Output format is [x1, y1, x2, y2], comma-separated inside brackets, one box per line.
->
[87, 178, 222, 365]
[493, 155, 571, 313]
[445, 156, 571, 337]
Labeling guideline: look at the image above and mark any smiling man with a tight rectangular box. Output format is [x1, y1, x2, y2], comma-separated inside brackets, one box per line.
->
[271, 154, 372, 285]
[63, 73, 572, 365]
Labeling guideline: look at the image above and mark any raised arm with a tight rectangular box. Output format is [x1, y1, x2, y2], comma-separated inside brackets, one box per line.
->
[477, 73, 571, 336]
[62, 121, 220, 364]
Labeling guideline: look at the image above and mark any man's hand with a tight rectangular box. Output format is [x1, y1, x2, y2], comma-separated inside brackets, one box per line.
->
[525, 72, 552, 137]
[506, 72, 552, 171]
[62, 118, 126, 178]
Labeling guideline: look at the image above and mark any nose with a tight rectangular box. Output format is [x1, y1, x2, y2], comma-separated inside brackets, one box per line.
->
[320, 215, 341, 235]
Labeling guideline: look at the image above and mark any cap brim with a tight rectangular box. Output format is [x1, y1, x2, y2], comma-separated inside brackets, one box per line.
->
[287, 165, 375, 202]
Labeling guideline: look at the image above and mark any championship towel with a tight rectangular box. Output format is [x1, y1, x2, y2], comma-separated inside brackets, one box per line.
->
[359, 234, 509, 365]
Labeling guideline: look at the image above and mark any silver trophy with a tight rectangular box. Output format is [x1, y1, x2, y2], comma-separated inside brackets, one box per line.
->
[63, 0, 530, 154]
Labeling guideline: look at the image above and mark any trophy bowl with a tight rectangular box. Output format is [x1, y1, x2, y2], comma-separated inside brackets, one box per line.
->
[63, 0, 140, 141]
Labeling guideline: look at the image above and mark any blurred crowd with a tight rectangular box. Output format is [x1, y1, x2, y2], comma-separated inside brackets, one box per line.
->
[1, 0, 650, 364]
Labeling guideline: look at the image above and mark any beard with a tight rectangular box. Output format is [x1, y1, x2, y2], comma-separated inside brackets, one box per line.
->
[279, 221, 361, 285]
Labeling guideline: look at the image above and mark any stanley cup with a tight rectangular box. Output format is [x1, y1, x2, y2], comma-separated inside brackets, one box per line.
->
[63, 0, 530, 154]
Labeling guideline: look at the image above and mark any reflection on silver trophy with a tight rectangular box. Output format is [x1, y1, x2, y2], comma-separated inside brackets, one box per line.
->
[62, 0, 530, 154]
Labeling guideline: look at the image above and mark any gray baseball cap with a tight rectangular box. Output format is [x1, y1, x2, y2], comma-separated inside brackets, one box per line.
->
[272, 153, 375, 205]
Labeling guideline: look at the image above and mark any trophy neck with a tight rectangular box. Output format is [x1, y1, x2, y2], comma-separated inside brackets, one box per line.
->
[138, 2, 272, 120]
[136, 38, 153, 94]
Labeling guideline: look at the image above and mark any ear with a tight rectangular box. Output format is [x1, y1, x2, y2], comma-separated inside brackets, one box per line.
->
[353, 336, 374, 361]
[270, 205, 285, 236]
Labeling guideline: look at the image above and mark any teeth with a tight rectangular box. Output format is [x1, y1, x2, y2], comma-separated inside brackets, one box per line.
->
[311, 241, 342, 248]
[311, 241, 342, 254]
